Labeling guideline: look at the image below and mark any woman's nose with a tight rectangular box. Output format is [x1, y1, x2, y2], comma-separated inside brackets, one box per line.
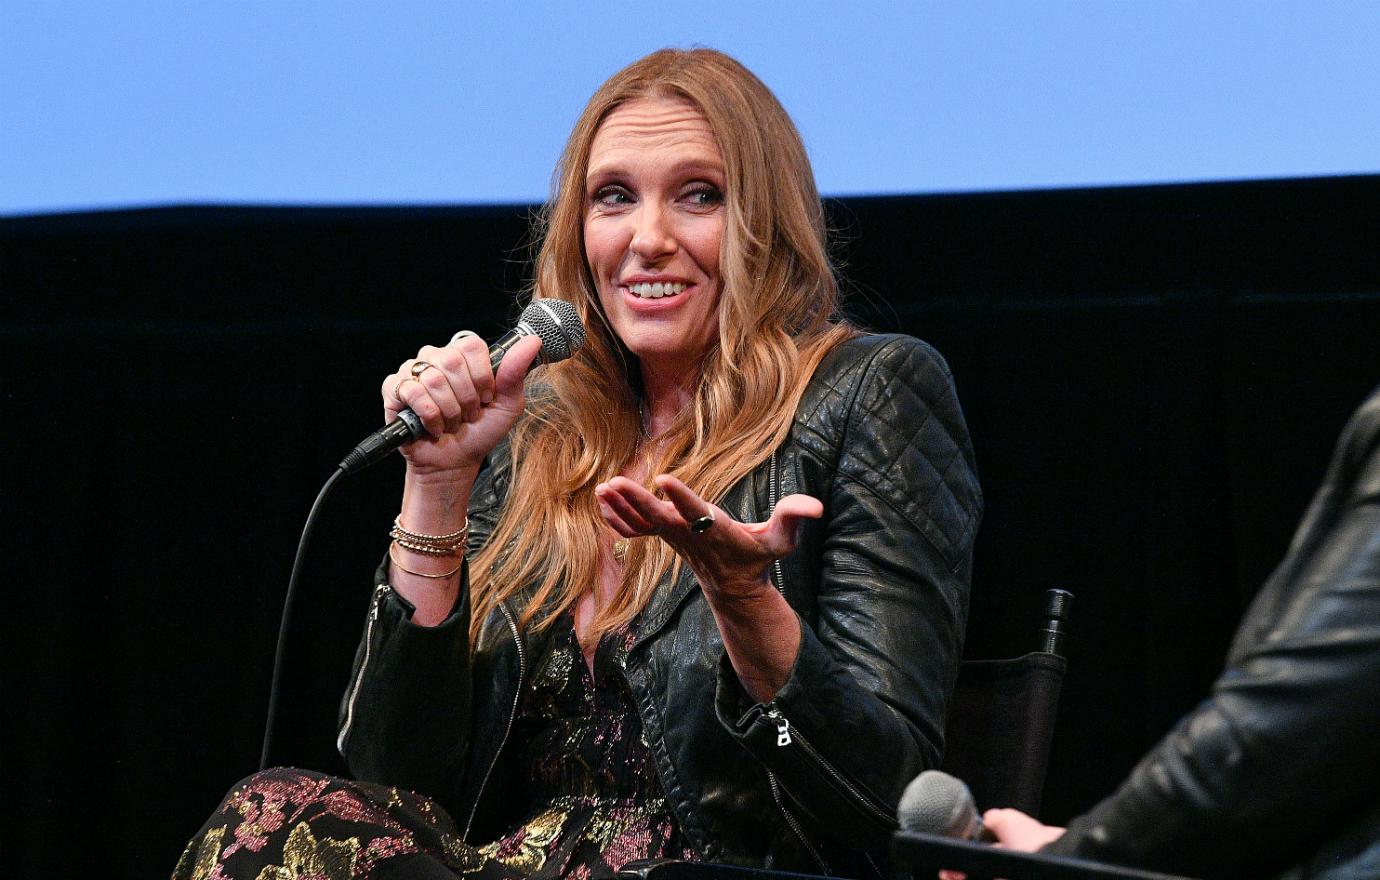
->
[629, 204, 676, 262]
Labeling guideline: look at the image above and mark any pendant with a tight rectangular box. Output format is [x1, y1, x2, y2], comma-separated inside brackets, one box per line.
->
[612, 537, 629, 564]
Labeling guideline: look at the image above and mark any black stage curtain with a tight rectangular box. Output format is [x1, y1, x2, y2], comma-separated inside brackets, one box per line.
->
[3, 176, 1378, 878]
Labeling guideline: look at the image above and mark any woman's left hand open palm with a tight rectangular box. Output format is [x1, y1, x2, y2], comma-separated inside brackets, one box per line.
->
[595, 474, 822, 599]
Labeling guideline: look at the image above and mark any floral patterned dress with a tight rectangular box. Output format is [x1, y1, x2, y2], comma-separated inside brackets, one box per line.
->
[173, 614, 698, 880]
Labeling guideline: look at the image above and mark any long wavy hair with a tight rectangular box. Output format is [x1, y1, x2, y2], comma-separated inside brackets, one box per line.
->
[469, 48, 857, 646]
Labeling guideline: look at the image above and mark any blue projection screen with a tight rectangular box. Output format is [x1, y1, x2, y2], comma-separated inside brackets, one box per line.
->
[2, 1, 1378, 216]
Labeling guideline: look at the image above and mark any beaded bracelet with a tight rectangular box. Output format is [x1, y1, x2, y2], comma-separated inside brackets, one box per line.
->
[388, 541, 463, 579]
[393, 515, 467, 543]
[391, 537, 455, 557]
[390, 515, 468, 555]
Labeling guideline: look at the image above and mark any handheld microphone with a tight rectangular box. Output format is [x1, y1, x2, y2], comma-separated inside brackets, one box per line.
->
[897, 770, 996, 843]
[338, 299, 585, 475]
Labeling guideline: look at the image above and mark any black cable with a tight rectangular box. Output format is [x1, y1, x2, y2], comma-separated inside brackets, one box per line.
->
[259, 465, 346, 771]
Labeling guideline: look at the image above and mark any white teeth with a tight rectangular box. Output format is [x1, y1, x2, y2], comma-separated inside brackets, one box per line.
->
[628, 282, 686, 299]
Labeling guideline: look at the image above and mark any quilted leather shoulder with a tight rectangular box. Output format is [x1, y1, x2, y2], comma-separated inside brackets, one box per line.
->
[793, 334, 981, 571]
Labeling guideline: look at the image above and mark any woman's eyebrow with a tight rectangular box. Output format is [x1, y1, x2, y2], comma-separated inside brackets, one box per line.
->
[586, 159, 725, 184]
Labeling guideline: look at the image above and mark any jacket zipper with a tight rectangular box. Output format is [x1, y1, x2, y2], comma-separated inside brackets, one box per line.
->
[767, 769, 831, 874]
[765, 448, 833, 871]
[337, 583, 387, 754]
[769, 450, 784, 593]
[765, 705, 897, 829]
[463, 601, 526, 840]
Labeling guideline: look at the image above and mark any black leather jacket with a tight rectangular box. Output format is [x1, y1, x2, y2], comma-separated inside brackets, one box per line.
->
[337, 334, 983, 873]
[1046, 386, 1380, 879]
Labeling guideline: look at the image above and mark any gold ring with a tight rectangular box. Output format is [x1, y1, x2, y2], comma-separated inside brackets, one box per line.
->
[411, 360, 434, 379]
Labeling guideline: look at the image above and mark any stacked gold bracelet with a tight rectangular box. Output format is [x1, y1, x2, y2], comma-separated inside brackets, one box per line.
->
[388, 516, 468, 579]
[390, 515, 468, 556]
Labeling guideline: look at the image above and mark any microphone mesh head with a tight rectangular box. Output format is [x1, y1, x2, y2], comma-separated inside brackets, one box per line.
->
[897, 770, 978, 836]
[524, 299, 585, 363]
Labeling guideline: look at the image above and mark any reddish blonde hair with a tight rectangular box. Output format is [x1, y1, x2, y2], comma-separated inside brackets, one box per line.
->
[470, 48, 856, 645]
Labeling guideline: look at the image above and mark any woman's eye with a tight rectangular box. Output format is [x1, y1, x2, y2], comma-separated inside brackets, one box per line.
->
[592, 187, 631, 207]
[685, 186, 724, 208]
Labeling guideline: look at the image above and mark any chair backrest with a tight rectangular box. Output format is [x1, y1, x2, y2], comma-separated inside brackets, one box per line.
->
[940, 589, 1073, 815]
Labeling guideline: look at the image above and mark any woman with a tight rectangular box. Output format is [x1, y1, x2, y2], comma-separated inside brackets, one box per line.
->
[175, 48, 981, 880]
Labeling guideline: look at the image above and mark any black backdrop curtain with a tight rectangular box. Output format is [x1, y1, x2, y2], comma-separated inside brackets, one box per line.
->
[3, 175, 1378, 878]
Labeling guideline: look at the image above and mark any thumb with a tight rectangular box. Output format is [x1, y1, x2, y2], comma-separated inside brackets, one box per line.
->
[492, 335, 543, 408]
[773, 493, 824, 523]
[763, 493, 823, 554]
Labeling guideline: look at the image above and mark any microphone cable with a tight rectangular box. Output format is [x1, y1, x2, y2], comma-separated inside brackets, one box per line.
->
[254, 299, 584, 771]
[258, 466, 345, 771]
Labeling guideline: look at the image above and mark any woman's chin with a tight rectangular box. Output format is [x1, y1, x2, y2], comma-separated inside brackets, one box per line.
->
[626, 337, 714, 376]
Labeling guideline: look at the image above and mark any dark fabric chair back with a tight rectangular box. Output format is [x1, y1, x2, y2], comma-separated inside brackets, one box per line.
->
[940, 651, 1068, 815]
[940, 587, 1073, 815]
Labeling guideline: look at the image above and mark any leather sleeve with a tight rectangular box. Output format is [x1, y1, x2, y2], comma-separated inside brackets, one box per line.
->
[336, 446, 511, 796]
[716, 335, 982, 851]
[1045, 395, 1380, 878]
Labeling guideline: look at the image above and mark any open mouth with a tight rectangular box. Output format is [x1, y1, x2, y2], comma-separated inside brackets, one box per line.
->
[626, 281, 687, 300]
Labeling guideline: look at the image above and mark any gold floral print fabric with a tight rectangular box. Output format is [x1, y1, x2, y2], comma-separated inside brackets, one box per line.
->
[171, 769, 441, 880]
[173, 616, 696, 879]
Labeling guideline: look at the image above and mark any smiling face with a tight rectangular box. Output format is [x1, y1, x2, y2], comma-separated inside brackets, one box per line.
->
[583, 96, 726, 380]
